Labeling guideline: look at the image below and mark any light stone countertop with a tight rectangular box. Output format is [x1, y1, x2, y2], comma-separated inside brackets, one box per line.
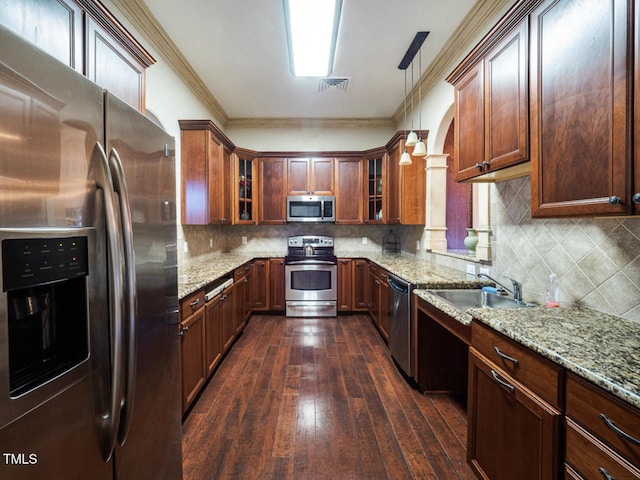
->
[414, 287, 640, 411]
[178, 251, 285, 298]
[179, 252, 640, 410]
[179, 251, 487, 299]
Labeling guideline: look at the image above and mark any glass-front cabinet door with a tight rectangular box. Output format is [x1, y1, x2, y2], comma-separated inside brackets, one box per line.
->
[234, 152, 257, 224]
[365, 155, 385, 223]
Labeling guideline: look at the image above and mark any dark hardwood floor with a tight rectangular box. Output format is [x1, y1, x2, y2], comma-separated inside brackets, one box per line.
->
[182, 314, 476, 479]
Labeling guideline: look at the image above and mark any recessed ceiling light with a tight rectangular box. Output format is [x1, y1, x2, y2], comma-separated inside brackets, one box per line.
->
[284, 0, 343, 77]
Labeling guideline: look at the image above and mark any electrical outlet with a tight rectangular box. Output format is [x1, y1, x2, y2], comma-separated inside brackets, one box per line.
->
[209, 238, 213, 248]
[241, 236, 247, 245]
[466, 264, 477, 275]
[416, 240, 421, 251]
[362, 237, 368, 245]
[183, 241, 188, 253]
[479, 267, 490, 276]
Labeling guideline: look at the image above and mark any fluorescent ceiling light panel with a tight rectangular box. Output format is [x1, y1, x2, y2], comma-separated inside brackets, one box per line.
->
[284, 0, 342, 77]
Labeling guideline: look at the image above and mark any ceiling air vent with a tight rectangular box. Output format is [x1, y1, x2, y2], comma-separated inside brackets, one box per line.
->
[318, 77, 350, 92]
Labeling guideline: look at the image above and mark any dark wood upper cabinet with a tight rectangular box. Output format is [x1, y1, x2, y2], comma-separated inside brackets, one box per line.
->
[287, 157, 334, 195]
[259, 157, 287, 224]
[530, 0, 632, 217]
[179, 120, 233, 225]
[453, 61, 485, 180]
[449, 8, 529, 183]
[386, 132, 426, 225]
[484, 20, 528, 174]
[334, 157, 363, 224]
[0, 0, 154, 112]
[0, 0, 84, 72]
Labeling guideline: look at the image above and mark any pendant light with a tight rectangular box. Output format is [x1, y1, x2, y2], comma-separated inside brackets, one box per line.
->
[399, 68, 412, 165]
[405, 61, 418, 147]
[412, 47, 427, 157]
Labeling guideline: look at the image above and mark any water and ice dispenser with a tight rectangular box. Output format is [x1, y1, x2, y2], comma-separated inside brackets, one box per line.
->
[2, 236, 89, 397]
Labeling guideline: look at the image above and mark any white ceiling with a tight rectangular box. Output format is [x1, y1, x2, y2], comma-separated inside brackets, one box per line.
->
[140, 0, 478, 121]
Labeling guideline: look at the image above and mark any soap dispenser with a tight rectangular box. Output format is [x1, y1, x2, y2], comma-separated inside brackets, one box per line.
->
[545, 273, 560, 308]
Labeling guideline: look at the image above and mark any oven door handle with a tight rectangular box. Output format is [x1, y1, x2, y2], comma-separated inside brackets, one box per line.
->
[287, 302, 336, 307]
[285, 260, 336, 265]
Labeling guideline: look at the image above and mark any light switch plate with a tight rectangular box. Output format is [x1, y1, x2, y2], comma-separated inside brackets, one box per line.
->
[466, 264, 477, 275]
[362, 237, 368, 245]
[241, 236, 247, 245]
[479, 267, 490, 276]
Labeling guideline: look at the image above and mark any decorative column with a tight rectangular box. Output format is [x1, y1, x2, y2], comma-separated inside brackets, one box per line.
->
[474, 183, 492, 261]
[423, 153, 449, 252]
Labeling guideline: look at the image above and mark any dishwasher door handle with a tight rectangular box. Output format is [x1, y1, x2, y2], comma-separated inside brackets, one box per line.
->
[387, 275, 409, 294]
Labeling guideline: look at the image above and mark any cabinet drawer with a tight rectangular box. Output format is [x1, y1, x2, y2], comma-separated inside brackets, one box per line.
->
[180, 288, 205, 319]
[234, 264, 250, 282]
[471, 322, 563, 408]
[566, 373, 640, 467]
[566, 418, 640, 479]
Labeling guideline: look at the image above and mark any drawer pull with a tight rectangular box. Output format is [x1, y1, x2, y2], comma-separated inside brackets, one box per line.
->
[494, 346, 519, 366]
[189, 298, 201, 307]
[491, 370, 515, 393]
[598, 467, 614, 480]
[599, 413, 640, 446]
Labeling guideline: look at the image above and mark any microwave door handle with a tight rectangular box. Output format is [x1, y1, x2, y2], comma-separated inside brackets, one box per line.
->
[94, 143, 125, 462]
[108, 147, 137, 447]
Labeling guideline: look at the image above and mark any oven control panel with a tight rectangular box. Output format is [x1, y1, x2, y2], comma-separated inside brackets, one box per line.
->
[287, 235, 334, 248]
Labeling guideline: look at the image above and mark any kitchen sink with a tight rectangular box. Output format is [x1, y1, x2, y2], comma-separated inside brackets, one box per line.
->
[427, 289, 534, 310]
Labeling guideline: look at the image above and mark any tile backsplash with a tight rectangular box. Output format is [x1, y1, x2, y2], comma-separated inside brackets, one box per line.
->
[179, 223, 425, 259]
[491, 177, 640, 322]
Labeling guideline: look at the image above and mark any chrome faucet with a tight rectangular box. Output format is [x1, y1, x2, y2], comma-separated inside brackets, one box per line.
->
[478, 273, 523, 302]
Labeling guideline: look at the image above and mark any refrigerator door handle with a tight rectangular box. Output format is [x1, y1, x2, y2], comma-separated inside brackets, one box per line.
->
[108, 147, 138, 447]
[94, 143, 126, 462]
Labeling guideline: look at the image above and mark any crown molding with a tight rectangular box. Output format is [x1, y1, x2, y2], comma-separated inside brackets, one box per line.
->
[112, 0, 514, 130]
[110, 0, 229, 125]
[392, 0, 517, 125]
[225, 117, 395, 129]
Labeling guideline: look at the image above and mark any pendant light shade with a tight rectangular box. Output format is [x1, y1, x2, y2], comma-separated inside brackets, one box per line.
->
[412, 140, 427, 157]
[399, 150, 412, 165]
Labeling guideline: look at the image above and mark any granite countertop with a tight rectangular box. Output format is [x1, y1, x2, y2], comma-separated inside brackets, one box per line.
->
[414, 288, 640, 411]
[179, 251, 486, 299]
[178, 251, 285, 298]
[335, 252, 488, 288]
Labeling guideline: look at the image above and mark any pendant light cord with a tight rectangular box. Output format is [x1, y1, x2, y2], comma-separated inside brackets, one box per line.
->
[418, 48, 422, 137]
[404, 69, 407, 138]
[410, 62, 414, 131]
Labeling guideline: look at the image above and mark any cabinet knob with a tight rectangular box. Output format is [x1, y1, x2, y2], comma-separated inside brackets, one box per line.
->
[608, 196, 623, 205]
[481, 160, 489, 168]
[474, 163, 482, 169]
[632, 193, 640, 204]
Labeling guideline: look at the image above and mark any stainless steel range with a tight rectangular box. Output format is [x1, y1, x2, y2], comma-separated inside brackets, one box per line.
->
[285, 235, 337, 317]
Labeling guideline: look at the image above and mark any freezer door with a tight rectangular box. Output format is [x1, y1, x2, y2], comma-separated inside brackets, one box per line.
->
[104, 92, 182, 479]
[0, 25, 112, 480]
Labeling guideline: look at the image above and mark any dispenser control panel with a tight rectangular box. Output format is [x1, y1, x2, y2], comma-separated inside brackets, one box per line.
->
[2, 236, 88, 291]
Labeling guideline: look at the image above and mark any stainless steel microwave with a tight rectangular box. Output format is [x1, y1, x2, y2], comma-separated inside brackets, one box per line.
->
[286, 195, 335, 223]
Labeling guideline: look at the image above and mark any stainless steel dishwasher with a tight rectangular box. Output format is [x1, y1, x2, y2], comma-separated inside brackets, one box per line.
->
[388, 273, 414, 378]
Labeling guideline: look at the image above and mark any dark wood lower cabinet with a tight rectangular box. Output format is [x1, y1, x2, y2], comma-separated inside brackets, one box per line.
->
[250, 259, 268, 310]
[337, 258, 353, 311]
[467, 349, 561, 480]
[269, 258, 285, 311]
[204, 294, 223, 377]
[353, 259, 369, 310]
[180, 307, 206, 414]
[221, 283, 235, 351]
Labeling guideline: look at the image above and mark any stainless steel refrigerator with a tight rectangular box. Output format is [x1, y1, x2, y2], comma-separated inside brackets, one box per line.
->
[0, 25, 182, 479]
